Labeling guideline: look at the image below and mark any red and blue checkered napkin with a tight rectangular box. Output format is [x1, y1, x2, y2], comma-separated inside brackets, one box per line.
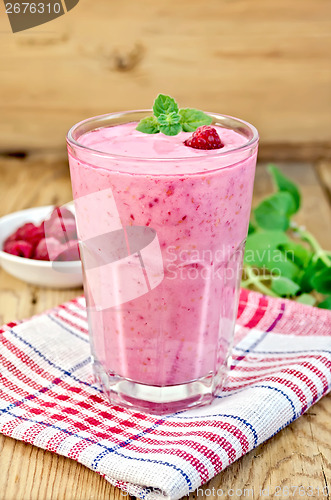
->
[0, 290, 330, 500]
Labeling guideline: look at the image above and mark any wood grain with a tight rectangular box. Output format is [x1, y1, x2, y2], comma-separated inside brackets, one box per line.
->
[0, 157, 330, 500]
[0, 0, 330, 159]
[0, 436, 121, 500]
[316, 160, 331, 204]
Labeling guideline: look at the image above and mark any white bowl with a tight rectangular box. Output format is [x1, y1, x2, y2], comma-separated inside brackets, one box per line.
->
[0, 205, 83, 288]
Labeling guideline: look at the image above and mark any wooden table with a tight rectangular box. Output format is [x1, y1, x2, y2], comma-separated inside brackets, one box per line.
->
[0, 156, 330, 500]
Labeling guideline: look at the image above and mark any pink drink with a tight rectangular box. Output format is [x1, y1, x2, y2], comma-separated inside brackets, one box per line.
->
[67, 112, 258, 413]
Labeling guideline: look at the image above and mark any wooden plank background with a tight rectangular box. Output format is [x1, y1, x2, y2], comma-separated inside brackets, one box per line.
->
[0, 1, 330, 498]
[0, 0, 331, 160]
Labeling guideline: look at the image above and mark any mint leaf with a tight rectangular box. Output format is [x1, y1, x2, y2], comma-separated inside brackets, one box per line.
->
[278, 241, 312, 268]
[153, 94, 179, 117]
[244, 163, 329, 302]
[159, 123, 182, 136]
[157, 112, 180, 126]
[298, 256, 327, 293]
[311, 267, 331, 294]
[258, 248, 299, 279]
[296, 294, 316, 306]
[153, 94, 182, 135]
[254, 192, 296, 231]
[268, 164, 301, 213]
[179, 108, 212, 132]
[244, 231, 299, 279]
[158, 115, 182, 136]
[271, 276, 300, 297]
[248, 221, 256, 235]
[136, 116, 160, 134]
[137, 94, 213, 135]
[318, 296, 331, 310]
[245, 230, 289, 261]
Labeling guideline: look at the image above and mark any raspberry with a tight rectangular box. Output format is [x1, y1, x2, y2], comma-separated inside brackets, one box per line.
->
[31, 223, 45, 247]
[34, 237, 63, 261]
[15, 222, 35, 240]
[184, 126, 223, 150]
[13, 222, 45, 248]
[3, 240, 33, 258]
[2, 206, 77, 261]
[55, 240, 80, 261]
[3, 232, 17, 245]
[46, 218, 77, 243]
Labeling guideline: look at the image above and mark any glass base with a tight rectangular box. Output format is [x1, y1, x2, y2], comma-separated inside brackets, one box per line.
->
[93, 361, 226, 414]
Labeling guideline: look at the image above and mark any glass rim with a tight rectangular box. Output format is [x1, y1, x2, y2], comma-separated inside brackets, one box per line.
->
[66, 110, 259, 162]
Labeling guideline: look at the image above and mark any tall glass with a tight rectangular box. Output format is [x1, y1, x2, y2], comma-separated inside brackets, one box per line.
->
[67, 111, 258, 414]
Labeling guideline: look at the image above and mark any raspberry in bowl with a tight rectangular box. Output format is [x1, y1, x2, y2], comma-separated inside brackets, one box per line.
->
[0, 205, 82, 288]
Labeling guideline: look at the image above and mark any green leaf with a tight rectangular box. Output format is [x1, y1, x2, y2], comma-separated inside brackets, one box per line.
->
[152, 95, 182, 135]
[311, 267, 331, 294]
[271, 276, 300, 297]
[136, 116, 160, 134]
[278, 241, 312, 268]
[298, 256, 327, 293]
[137, 94, 212, 136]
[159, 122, 182, 136]
[312, 256, 330, 272]
[296, 294, 316, 306]
[268, 164, 301, 213]
[248, 221, 256, 235]
[244, 232, 299, 279]
[245, 230, 289, 265]
[179, 108, 212, 132]
[262, 249, 300, 279]
[318, 296, 331, 310]
[153, 94, 179, 118]
[157, 111, 182, 135]
[157, 111, 180, 127]
[245, 230, 289, 253]
[254, 192, 296, 231]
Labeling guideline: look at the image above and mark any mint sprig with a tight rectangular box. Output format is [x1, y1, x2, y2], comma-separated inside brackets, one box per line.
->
[153, 94, 179, 117]
[136, 94, 212, 136]
[242, 165, 331, 309]
[136, 116, 160, 134]
[179, 108, 212, 132]
[157, 111, 181, 136]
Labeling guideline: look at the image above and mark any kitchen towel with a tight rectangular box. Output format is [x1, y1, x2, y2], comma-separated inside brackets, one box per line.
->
[0, 289, 330, 500]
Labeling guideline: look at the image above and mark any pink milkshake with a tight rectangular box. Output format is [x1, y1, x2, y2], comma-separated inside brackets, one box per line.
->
[67, 110, 258, 413]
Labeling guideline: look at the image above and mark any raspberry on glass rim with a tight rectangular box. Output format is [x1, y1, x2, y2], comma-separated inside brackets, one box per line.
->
[184, 125, 223, 150]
